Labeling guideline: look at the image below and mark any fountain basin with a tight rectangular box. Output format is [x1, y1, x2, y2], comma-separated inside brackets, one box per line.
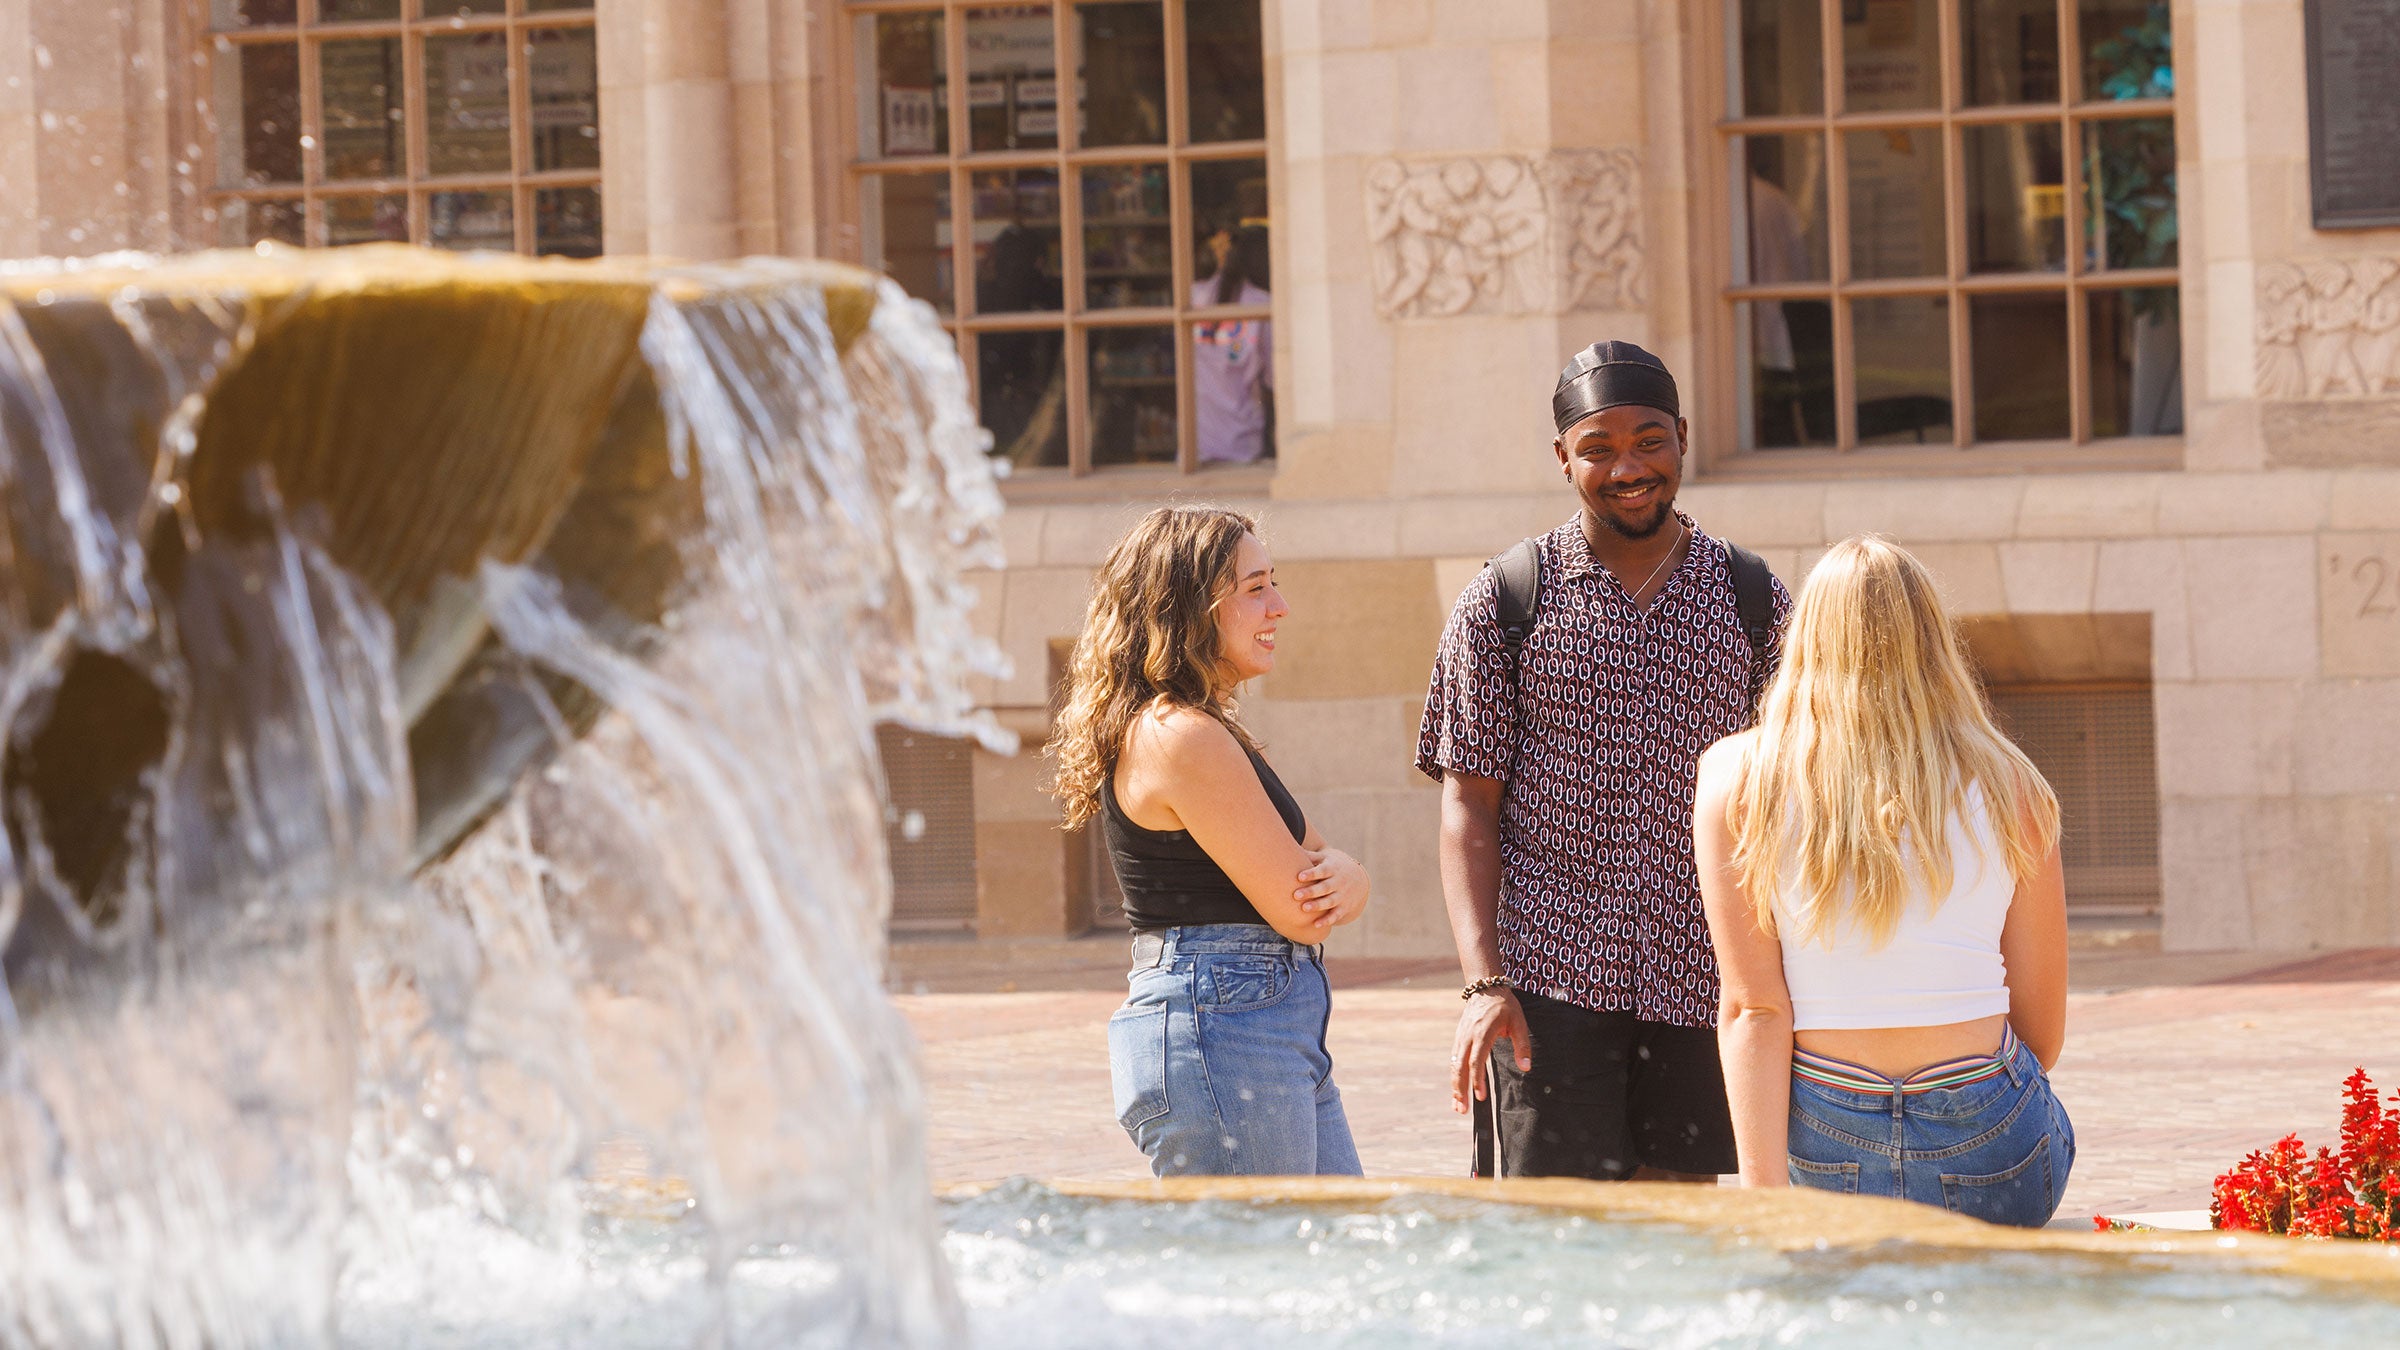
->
[941, 1178, 2400, 1347]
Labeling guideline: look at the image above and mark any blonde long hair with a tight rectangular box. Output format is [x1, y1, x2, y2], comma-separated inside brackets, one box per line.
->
[1046, 505, 1262, 829]
[1729, 536, 2060, 948]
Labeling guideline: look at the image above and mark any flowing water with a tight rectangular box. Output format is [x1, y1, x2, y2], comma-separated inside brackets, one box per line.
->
[0, 248, 1003, 1346]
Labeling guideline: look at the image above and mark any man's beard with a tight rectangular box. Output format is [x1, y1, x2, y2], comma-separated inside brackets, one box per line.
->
[1592, 488, 1677, 540]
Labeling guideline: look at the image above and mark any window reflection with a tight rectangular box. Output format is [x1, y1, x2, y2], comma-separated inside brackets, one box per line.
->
[325, 194, 408, 246]
[2083, 0, 2172, 101]
[966, 7, 1055, 152]
[1185, 0, 1264, 141]
[1965, 122, 2065, 272]
[428, 189, 513, 251]
[1737, 134, 1828, 285]
[220, 43, 301, 187]
[1841, 0, 1939, 111]
[858, 12, 949, 158]
[1077, 3, 1166, 147]
[425, 32, 512, 176]
[1845, 128, 1944, 280]
[2084, 118, 2176, 270]
[972, 169, 1063, 314]
[863, 173, 957, 316]
[1739, 299, 1835, 449]
[1961, 0, 2059, 105]
[1970, 292, 2069, 439]
[1082, 164, 1173, 310]
[321, 37, 402, 181]
[1852, 295, 1953, 444]
[1733, 0, 1824, 116]
[2088, 287, 2181, 437]
[979, 330, 1068, 468]
[535, 186, 602, 258]
[1089, 326, 1178, 466]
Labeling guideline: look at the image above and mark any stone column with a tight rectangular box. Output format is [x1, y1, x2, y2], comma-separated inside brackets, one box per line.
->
[0, 0, 185, 260]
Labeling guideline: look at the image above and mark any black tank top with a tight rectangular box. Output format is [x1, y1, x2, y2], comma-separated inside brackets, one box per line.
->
[1102, 747, 1307, 931]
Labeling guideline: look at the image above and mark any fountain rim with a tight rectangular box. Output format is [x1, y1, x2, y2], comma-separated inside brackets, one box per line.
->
[941, 1176, 2400, 1292]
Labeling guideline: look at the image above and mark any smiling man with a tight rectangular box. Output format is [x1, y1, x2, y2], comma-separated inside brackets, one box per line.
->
[1414, 341, 1792, 1183]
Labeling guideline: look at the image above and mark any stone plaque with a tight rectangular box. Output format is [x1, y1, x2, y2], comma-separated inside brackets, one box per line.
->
[2306, 0, 2400, 228]
[2321, 533, 2400, 675]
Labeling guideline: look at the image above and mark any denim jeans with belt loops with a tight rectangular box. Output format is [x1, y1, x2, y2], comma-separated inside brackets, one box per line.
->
[1785, 1029, 2075, 1228]
[1107, 924, 1362, 1177]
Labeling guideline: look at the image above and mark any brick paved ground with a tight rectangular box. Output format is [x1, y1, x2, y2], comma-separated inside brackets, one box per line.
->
[893, 938, 2400, 1220]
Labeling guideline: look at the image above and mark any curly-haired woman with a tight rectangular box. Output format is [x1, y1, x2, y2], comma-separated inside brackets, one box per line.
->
[1693, 536, 2074, 1226]
[1048, 505, 1370, 1176]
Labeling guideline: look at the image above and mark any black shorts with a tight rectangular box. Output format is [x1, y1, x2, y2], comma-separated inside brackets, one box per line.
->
[1470, 989, 1737, 1180]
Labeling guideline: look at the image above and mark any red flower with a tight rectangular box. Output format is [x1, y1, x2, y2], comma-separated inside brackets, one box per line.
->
[2214, 1069, 2400, 1241]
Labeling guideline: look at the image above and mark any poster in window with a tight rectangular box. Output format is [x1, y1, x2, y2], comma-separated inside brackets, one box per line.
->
[884, 86, 937, 154]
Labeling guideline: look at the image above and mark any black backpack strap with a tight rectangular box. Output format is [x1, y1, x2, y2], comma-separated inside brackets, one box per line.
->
[1489, 537, 1543, 650]
[1722, 541, 1779, 716]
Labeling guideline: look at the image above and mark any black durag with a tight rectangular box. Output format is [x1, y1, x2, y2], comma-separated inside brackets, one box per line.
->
[1552, 340, 1680, 433]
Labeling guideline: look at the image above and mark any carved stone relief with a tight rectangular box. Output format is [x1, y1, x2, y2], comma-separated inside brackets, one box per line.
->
[1365, 149, 1645, 320]
[2255, 258, 2400, 399]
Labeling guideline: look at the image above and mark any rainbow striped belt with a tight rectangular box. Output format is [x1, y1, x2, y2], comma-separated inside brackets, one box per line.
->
[1791, 1026, 2018, 1096]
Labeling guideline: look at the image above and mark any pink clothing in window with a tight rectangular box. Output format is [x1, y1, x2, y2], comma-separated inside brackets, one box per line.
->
[1192, 279, 1272, 464]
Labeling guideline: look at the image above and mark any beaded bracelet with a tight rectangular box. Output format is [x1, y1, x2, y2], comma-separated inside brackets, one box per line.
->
[1460, 974, 1513, 1001]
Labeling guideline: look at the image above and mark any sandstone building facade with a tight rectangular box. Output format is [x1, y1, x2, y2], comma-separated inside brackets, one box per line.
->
[6, 0, 2398, 956]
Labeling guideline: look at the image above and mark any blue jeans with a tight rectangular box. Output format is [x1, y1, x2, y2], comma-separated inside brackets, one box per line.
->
[1785, 1031, 2075, 1228]
[1107, 924, 1362, 1177]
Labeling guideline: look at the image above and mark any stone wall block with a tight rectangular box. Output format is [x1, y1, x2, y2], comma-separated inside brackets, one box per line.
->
[1902, 542, 2006, 616]
[1821, 480, 2023, 544]
[1397, 494, 1569, 558]
[2156, 472, 2329, 535]
[1395, 48, 1500, 152]
[1680, 482, 1828, 548]
[1389, 318, 1568, 496]
[1319, 51, 1400, 157]
[1271, 423, 1398, 501]
[1365, 788, 1451, 956]
[2329, 472, 2400, 531]
[2094, 538, 2194, 680]
[2242, 798, 2400, 950]
[1246, 696, 1422, 791]
[2013, 474, 2162, 538]
[2292, 679, 2400, 796]
[2182, 535, 2319, 679]
[2159, 797, 2253, 951]
[1255, 500, 1401, 559]
[1036, 502, 1153, 568]
[2153, 679, 2297, 799]
[2319, 532, 2400, 677]
[996, 567, 1096, 707]
[1998, 540, 2100, 613]
[1261, 558, 1445, 700]
[974, 819, 1073, 937]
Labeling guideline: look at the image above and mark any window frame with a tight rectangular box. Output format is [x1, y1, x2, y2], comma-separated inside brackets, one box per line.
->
[836, 0, 1276, 484]
[1688, 0, 2192, 476]
[199, 0, 601, 255]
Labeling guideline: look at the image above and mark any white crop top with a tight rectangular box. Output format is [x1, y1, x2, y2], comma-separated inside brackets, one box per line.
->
[1770, 782, 2015, 1031]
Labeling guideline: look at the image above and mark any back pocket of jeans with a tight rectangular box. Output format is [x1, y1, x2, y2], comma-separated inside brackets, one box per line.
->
[1788, 1155, 1861, 1195]
[1940, 1134, 2054, 1227]
[1107, 1005, 1171, 1134]
[1199, 957, 1290, 1011]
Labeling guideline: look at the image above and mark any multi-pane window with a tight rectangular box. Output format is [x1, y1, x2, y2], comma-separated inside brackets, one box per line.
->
[205, 1, 600, 257]
[848, 1, 1271, 475]
[1724, 0, 2179, 452]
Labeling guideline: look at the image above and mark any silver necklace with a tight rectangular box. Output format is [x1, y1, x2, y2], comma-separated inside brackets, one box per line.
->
[1626, 516, 1686, 603]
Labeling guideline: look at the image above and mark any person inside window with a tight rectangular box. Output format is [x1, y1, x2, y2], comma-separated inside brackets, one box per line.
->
[1192, 223, 1273, 465]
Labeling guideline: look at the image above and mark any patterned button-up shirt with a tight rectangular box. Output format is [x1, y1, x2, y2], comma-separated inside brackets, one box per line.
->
[1414, 514, 1792, 1028]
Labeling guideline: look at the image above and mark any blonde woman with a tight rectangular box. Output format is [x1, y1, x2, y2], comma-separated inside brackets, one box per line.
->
[1692, 536, 2073, 1226]
[1049, 505, 1370, 1176]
